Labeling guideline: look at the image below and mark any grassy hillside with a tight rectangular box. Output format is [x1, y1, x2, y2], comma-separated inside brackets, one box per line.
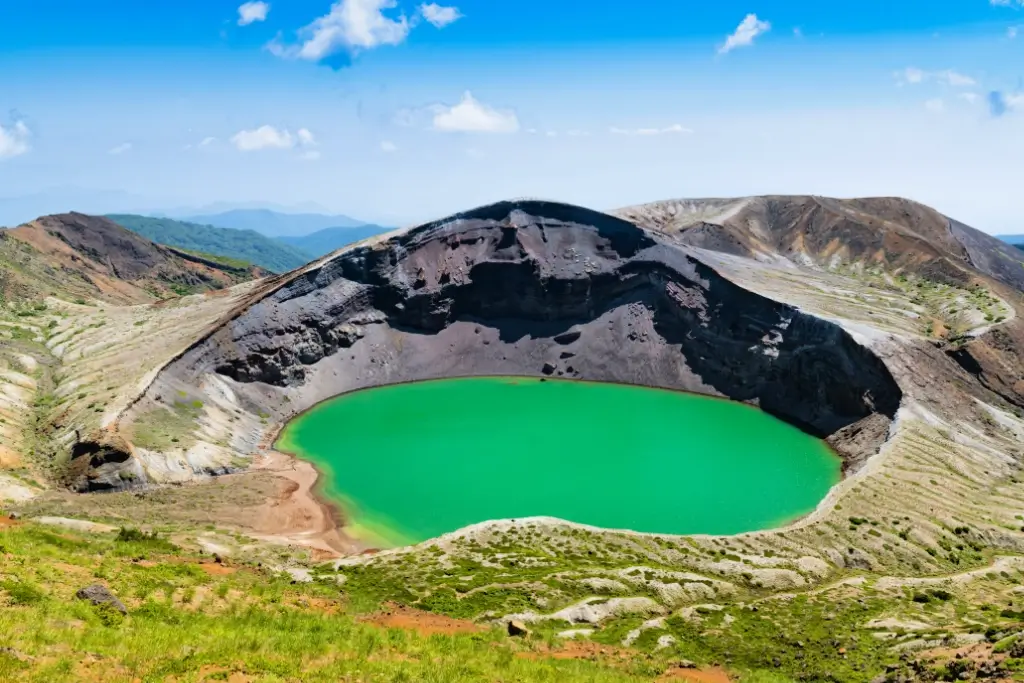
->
[107, 214, 313, 274]
[0, 519, 676, 683]
[278, 224, 393, 257]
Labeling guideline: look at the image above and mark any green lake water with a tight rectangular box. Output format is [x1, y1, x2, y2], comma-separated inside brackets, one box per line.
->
[276, 377, 842, 547]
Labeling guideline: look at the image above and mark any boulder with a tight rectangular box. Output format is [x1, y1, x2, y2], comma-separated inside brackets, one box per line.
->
[75, 584, 127, 614]
[507, 620, 530, 637]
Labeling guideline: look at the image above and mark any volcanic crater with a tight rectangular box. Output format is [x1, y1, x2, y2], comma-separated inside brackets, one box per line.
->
[92, 200, 905, 512]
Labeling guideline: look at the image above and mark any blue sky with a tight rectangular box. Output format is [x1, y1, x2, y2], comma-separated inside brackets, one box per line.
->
[1, 1, 1023, 230]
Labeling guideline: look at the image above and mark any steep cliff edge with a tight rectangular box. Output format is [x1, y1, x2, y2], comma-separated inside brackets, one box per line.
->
[104, 200, 901, 492]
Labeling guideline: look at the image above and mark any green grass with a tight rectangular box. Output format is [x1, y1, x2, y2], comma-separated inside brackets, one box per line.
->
[0, 523, 666, 682]
[127, 401, 205, 452]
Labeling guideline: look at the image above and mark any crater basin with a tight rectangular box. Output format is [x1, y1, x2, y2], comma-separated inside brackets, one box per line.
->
[276, 376, 842, 547]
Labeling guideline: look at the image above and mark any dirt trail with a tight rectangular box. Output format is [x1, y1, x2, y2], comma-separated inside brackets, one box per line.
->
[247, 450, 355, 557]
[362, 602, 483, 636]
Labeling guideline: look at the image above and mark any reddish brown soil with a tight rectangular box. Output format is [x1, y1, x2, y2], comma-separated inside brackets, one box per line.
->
[517, 639, 637, 662]
[0, 516, 20, 528]
[197, 562, 237, 576]
[362, 602, 483, 636]
[657, 666, 732, 683]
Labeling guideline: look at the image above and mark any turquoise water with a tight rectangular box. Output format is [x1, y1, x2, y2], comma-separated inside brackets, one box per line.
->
[276, 377, 842, 546]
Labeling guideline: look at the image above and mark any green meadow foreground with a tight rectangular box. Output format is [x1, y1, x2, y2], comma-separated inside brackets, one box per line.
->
[277, 376, 841, 546]
[3, 516, 1024, 682]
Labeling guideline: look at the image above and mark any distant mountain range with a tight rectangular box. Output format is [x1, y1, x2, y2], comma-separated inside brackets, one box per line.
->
[997, 235, 1024, 245]
[107, 214, 393, 273]
[183, 209, 368, 238]
[107, 215, 313, 274]
[278, 224, 393, 258]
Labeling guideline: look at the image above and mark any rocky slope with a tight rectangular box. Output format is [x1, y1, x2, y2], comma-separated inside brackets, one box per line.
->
[3, 212, 264, 304]
[615, 195, 1024, 292]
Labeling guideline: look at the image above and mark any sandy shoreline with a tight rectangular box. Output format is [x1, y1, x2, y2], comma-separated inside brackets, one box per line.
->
[249, 449, 359, 558]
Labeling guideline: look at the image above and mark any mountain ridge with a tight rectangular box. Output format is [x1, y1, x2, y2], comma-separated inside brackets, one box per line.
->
[106, 214, 313, 274]
[185, 209, 367, 237]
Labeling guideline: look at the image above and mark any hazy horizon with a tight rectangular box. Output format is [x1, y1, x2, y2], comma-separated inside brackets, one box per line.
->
[2, 1, 1024, 233]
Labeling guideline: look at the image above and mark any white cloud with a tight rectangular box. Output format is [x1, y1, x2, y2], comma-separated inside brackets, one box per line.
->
[895, 67, 926, 85]
[610, 124, 693, 136]
[419, 3, 461, 28]
[938, 70, 975, 87]
[991, 0, 1024, 6]
[231, 125, 296, 151]
[108, 142, 132, 155]
[199, 136, 217, 147]
[895, 68, 975, 87]
[0, 120, 31, 159]
[718, 14, 771, 54]
[380, 140, 398, 152]
[925, 98, 945, 113]
[1009, 26, 1019, 39]
[272, 0, 411, 61]
[431, 92, 519, 133]
[297, 128, 316, 146]
[959, 92, 979, 104]
[238, 1, 270, 26]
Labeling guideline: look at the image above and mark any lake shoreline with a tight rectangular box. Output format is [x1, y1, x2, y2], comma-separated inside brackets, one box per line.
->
[250, 448, 361, 558]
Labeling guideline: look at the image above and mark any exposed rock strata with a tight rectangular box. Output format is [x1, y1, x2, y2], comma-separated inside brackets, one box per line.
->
[123, 200, 902, 483]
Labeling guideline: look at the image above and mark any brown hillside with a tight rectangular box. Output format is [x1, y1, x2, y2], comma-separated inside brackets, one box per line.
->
[1, 212, 263, 304]
[614, 195, 1017, 288]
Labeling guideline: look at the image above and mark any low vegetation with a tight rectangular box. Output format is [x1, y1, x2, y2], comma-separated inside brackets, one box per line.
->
[107, 214, 313, 274]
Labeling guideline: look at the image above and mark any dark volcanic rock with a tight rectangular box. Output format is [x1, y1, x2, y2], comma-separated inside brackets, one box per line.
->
[75, 584, 127, 614]
[152, 199, 902, 469]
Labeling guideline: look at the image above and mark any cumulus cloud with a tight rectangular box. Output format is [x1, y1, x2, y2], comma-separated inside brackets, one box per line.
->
[199, 136, 217, 147]
[108, 142, 132, 155]
[431, 92, 519, 133]
[939, 70, 976, 87]
[230, 125, 317, 151]
[380, 140, 397, 152]
[718, 14, 771, 54]
[0, 120, 31, 159]
[238, 1, 270, 26]
[268, 0, 410, 62]
[895, 68, 975, 87]
[419, 3, 461, 28]
[609, 123, 693, 136]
